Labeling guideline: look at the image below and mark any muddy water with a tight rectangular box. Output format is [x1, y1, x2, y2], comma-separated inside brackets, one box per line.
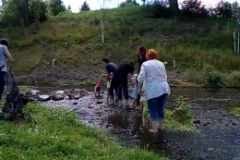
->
[38, 87, 240, 160]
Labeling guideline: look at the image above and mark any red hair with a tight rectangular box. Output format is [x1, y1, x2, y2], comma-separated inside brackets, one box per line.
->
[129, 60, 134, 66]
[146, 49, 158, 60]
[137, 46, 146, 55]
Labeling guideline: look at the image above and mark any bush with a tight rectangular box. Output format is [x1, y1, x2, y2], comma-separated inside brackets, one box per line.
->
[142, 1, 172, 19]
[227, 71, 240, 87]
[171, 95, 193, 124]
[232, 107, 240, 117]
[180, 0, 209, 19]
[185, 68, 203, 83]
[206, 70, 225, 88]
[202, 64, 225, 87]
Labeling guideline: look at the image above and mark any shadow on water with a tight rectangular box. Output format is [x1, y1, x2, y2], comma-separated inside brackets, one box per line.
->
[106, 88, 240, 160]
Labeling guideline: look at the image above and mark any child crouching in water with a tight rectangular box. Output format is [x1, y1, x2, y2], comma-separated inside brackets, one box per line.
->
[94, 80, 102, 98]
[131, 74, 139, 109]
[140, 80, 149, 127]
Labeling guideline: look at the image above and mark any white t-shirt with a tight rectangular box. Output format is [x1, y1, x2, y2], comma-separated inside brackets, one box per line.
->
[137, 59, 170, 100]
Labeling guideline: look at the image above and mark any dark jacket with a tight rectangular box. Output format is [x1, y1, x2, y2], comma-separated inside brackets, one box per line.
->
[137, 52, 146, 73]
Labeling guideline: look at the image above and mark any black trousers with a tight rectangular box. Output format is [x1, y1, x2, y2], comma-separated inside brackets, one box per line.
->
[0, 72, 6, 100]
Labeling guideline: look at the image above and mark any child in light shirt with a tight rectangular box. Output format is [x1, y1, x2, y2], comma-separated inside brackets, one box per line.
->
[140, 80, 149, 127]
[106, 76, 112, 104]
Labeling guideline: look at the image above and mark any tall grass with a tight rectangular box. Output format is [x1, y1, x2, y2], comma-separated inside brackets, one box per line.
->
[1, 6, 240, 80]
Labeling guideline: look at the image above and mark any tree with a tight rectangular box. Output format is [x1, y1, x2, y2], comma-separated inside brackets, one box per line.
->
[80, 1, 90, 11]
[67, 4, 71, 11]
[181, 0, 208, 18]
[49, 0, 66, 16]
[29, 0, 47, 23]
[120, 0, 139, 7]
[231, 1, 239, 19]
[0, 0, 47, 27]
[1, 0, 5, 6]
[215, 0, 232, 19]
[142, 0, 146, 5]
[23, 0, 30, 25]
[169, 0, 179, 15]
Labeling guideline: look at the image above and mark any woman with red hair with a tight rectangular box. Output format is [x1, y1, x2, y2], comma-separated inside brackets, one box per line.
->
[135, 46, 147, 109]
[137, 46, 147, 73]
[137, 49, 170, 133]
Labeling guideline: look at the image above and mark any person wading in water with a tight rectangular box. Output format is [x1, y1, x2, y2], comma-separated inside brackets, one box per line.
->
[113, 61, 134, 109]
[101, 58, 118, 103]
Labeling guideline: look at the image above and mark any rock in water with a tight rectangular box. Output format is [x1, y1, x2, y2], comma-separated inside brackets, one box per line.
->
[26, 89, 40, 97]
[56, 90, 64, 94]
[68, 94, 81, 100]
[52, 94, 64, 101]
[37, 95, 51, 101]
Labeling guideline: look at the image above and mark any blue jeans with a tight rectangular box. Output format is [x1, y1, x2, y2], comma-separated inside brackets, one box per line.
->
[147, 93, 168, 121]
[0, 72, 6, 100]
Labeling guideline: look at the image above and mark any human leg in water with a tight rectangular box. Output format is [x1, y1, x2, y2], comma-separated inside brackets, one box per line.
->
[157, 94, 168, 130]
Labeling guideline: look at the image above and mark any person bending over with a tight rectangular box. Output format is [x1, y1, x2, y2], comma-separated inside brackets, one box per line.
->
[114, 61, 134, 108]
[101, 58, 118, 102]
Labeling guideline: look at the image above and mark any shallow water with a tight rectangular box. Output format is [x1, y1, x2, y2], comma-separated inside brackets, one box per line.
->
[36, 87, 240, 160]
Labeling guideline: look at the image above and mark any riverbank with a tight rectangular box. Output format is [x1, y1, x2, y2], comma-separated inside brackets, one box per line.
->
[15, 64, 240, 89]
[0, 103, 167, 160]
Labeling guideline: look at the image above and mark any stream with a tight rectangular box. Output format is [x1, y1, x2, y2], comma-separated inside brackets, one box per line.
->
[34, 86, 240, 160]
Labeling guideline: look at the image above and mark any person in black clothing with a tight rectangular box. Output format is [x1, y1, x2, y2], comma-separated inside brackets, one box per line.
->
[102, 58, 118, 102]
[137, 46, 147, 73]
[114, 61, 134, 108]
[136, 46, 147, 108]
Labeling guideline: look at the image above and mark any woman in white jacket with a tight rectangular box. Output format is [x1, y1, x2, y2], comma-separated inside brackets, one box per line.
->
[137, 49, 170, 133]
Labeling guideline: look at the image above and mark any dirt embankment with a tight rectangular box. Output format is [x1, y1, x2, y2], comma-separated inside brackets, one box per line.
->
[16, 66, 189, 86]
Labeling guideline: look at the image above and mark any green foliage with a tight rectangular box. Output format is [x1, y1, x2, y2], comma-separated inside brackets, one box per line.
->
[171, 96, 193, 125]
[120, 0, 139, 7]
[49, 0, 66, 16]
[0, 0, 47, 27]
[206, 71, 225, 87]
[202, 64, 226, 88]
[226, 71, 240, 87]
[231, 107, 240, 117]
[0, 103, 166, 160]
[0, 5, 240, 89]
[142, 1, 171, 19]
[29, 0, 47, 23]
[185, 68, 203, 84]
[80, 1, 90, 11]
[180, 0, 209, 19]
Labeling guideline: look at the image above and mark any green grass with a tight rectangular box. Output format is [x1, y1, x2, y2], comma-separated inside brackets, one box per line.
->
[231, 107, 240, 117]
[165, 109, 197, 132]
[1, 6, 240, 86]
[0, 103, 167, 160]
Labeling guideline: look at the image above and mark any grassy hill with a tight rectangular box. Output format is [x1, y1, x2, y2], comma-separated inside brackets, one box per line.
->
[1, 6, 240, 87]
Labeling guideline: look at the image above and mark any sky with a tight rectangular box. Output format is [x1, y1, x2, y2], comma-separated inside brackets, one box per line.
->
[63, 0, 238, 13]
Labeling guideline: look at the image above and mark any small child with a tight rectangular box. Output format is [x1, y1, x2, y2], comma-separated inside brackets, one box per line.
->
[94, 80, 102, 98]
[106, 76, 112, 104]
[131, 74, 138, 108]
[140, 80, 149, 127]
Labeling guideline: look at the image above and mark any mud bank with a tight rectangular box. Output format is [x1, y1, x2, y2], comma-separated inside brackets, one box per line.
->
[38, 87, 240, 160]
